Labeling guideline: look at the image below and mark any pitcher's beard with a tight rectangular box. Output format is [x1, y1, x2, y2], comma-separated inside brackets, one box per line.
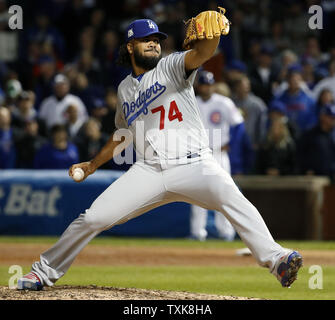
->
[134, 48, 162, 71]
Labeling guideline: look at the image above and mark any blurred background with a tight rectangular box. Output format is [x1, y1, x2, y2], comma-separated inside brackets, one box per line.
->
[1, 0, 335, 240]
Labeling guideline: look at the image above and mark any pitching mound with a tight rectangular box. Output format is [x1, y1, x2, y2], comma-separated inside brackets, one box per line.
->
[0, 285, 260, 300]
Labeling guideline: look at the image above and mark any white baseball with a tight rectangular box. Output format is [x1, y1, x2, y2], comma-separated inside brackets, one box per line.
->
[72, 168, 84, 182]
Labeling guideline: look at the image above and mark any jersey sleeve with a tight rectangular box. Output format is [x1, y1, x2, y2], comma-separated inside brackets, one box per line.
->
[160, 51, 197, 88]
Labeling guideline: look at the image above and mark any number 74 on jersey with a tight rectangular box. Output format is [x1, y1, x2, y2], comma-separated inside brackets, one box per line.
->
[151, 100, 183, 130]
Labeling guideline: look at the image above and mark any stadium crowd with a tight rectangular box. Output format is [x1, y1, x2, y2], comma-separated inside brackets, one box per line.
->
[1, 0, 335, 182]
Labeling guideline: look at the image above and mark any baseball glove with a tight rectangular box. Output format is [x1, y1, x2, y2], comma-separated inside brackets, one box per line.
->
[183, 7, 230, 50]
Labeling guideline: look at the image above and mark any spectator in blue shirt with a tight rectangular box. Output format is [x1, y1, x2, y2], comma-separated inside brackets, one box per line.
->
[0, 107, 16, 168]
[228, 123, 254, 175]
[34, 124, 79, 169]
[276, 64, 318, 136]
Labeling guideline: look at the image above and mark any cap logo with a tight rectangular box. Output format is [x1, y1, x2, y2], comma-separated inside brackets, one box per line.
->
[128, 28, 134, 38]
[147, 20, 155, 29]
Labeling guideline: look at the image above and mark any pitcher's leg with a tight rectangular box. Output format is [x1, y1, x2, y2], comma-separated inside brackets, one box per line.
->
[32, 214, 99, 286]
[190, 205, 208, 241]
[212, 180, 285, 270]
[30, 162, 167, 286]
[165, 159, 286, 271]
[205, 160, 286, 270]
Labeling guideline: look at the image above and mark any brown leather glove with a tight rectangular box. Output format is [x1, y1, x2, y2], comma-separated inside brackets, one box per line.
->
[183, 7, 230, 50]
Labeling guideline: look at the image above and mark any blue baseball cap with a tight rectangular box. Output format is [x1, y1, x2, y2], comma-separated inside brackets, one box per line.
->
[288, 63, 302, 75]
[320, 104, 335, 117]
[226, 59, 247, 73]
[198, 71, 215, 85]
[125, 19, 168, 42]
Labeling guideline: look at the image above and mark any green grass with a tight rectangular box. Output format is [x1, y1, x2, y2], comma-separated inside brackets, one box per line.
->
[1, 236, 334, 300]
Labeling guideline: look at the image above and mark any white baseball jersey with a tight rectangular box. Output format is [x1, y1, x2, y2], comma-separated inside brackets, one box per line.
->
[196, 93, 243, 151]
[115, 51, 210, 162]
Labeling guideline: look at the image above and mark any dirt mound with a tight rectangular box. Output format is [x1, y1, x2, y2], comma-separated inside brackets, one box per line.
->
[0, 285, 260, 300]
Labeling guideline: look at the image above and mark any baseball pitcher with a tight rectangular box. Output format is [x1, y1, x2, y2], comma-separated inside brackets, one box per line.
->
[18, 8, 302, 291]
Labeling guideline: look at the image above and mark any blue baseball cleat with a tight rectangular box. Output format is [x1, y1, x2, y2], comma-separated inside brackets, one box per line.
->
[273, 251, 303, 287]
[17, 272, 43, 291]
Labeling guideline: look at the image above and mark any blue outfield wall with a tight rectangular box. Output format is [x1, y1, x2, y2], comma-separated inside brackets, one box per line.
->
[0, 170, 192, 238]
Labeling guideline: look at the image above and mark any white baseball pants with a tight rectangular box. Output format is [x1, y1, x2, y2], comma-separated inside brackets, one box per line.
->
[32, 154, 286, 286]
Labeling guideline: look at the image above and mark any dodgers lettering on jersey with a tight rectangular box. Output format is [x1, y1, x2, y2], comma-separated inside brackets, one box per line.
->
[115, 51, 210, 162]
[122, 81, 166, 126]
